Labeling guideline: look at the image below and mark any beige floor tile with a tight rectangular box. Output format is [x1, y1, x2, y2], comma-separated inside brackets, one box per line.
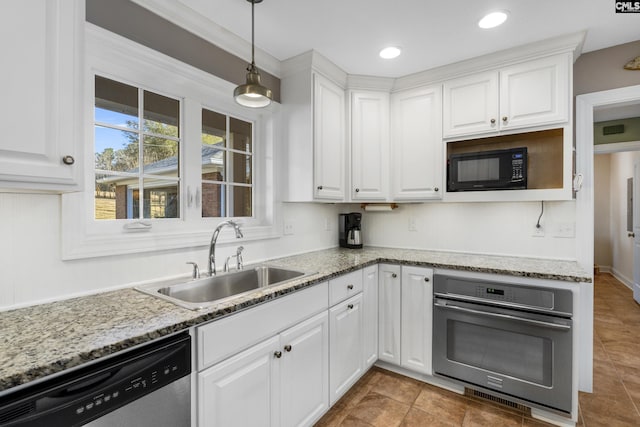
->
[400, 407, 461, 427]
[461, 406, 522, 427]
[348, 392, 411, 427]
[369, 371, 422, 405]
[412, 385, 468, 424]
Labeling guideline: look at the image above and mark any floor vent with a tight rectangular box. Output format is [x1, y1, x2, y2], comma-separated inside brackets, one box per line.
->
[465, 388, 530, 414]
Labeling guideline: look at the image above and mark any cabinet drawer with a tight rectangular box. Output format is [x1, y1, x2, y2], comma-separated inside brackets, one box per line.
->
[329, 270, 363, 306]
[197, 282, 328, 371]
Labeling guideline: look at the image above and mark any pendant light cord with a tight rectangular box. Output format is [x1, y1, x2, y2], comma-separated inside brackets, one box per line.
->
[250, 0, 256, 69]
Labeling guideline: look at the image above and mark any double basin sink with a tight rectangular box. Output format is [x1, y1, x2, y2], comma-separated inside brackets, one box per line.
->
[137, 266, 313, 310]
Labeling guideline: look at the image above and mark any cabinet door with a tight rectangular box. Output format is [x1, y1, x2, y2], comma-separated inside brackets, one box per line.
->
[500, 54, 569, 130]
[279, 312, 329, 427]
[391, 86, 443, 200]
[401, 266, 433, 375]
[378, 264, 401, 365]
[362, 265, 379, 369]
[329, 293, 364, 405]
[443, 71, 499, 138]
[0, 0, 82, 191]
[199, 336, 280, 427]
[313, 73, 345, 200]
[351, 91, 390, 200]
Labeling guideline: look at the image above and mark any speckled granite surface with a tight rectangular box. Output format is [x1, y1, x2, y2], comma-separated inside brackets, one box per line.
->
[0, 246, 591, 394]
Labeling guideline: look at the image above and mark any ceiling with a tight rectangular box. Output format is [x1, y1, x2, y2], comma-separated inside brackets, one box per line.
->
[135, 0, 640, 79]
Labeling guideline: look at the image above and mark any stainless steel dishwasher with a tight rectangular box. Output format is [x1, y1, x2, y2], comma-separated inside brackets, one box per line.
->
[0, 332, 191, 427]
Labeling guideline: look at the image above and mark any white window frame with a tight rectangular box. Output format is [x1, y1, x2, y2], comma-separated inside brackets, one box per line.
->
[61, 24, 278, 260]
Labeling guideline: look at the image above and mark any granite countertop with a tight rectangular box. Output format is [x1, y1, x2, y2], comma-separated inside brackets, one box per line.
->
[0, 247, 591, 394]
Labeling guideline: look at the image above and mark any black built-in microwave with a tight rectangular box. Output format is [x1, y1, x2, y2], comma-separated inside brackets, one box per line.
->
[447, 147, 527, 192]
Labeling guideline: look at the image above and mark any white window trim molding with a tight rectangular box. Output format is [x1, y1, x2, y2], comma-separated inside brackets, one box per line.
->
[61, 23, 280, 260]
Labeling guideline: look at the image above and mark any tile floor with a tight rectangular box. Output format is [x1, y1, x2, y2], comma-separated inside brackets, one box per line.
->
[315, 273, 640, 426]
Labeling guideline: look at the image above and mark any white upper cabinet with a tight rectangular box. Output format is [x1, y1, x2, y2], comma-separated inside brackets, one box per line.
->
[499, 55, 570, 131]
[391, 85, 443, 200]
[0, 0, 83, 192]
[350, 90, 390, 201]
[281, 52, 347, 202]
[314, 74, 346, 200]
[443, 54, 570, 139]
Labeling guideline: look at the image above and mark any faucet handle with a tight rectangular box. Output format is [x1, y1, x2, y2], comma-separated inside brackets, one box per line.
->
[186, 262, 200, 279]
[236, 246, 244, 270]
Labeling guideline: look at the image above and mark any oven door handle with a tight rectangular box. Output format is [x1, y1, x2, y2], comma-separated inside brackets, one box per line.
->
[434, 301, 571, 330]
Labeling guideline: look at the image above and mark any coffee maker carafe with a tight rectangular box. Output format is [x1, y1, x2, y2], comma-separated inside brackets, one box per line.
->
[339, 213, 363, 249]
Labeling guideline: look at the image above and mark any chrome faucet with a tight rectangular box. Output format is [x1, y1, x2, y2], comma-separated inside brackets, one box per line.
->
[209, 220, 243, 276]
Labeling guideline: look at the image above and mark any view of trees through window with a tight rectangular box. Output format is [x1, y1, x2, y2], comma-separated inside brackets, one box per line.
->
[94, 76, 180, 220]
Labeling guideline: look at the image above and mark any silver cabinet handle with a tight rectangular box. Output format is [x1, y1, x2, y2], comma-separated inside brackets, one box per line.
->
[284, 345, 292, 352]
[434, 301, 571, 330]
[347, 284, 354, 290]
[274, 351, 282, 358]
[347, 304, 354, 310]
[62, 155, 75, 165]
[629, 232, 636, 238]
[317, 185, 323, 190]
[355, 188, 360, 193]
[502, 116, 508, 122]
[424, 277, 430, 282]
[391, 273, 397, 278]
[490, 118, 496, 124]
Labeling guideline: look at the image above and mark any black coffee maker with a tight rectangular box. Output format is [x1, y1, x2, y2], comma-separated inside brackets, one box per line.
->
[339, 213, 363, 249]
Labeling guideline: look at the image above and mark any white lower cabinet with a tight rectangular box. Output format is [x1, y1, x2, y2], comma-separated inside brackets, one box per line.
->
[378, 264, 433, 375]
[329, 293, 364, 405]
[362, 265, 379, 369]
[400, 266, 433, 375]
[199, 311, 329, 427]
[378, 264, 401, 365]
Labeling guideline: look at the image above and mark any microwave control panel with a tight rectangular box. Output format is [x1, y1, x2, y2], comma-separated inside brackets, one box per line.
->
[511, 153, 525, 182]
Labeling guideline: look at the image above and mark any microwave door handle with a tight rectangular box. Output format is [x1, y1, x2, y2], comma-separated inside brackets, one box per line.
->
[434, 301, 571, 331]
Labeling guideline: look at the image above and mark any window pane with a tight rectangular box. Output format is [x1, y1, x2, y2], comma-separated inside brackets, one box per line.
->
[95, 126, 139, 172]
[142, 136, 179, 178]
[202, 109, 226, 148]
[95, 173, 138, 220]
[142, 179, 179, 219]
[144, 91, 179, 137]
[230, 152, 252, 184]
[230, 185, 252, 217]
[202, 182, 225, 218]
[230, 117, 252, 152]
[95, 76, 138, 127]
[202, 146, 225, 181]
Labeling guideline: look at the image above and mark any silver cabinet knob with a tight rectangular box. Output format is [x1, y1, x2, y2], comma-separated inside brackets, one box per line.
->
[274, 351, 282, 358]
[424, 277, 430, 282]
[317, 185, 323, 190]
[347, 304, 354, 309]
[347, 284, 354, 290]
[502, 116, 508, 122]
[490, 118, 496, 124]
[434, 187, 439, 192]
[629, 232, 636, 238]
[355, 188, 360, 193]
[391, 273, 397, 278]
[62, 155, 75, 165]
[284, 345, 292, 352]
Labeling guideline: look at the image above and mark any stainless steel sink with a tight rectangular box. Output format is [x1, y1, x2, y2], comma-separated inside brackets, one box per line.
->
[136, 266, 313, 310]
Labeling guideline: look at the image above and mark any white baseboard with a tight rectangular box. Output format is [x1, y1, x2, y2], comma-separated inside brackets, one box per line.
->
[611, 268, 634, 290]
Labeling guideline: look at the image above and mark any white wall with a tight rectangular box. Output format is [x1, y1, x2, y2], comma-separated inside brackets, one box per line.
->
[0, 193, 343, 310]
[594, 154, 612, 269]
[363, 200, 577, 259]
[608, 152, 637, 286]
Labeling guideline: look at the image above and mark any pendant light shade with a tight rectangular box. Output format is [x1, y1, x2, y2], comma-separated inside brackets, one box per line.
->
[234, 0, 272, 108]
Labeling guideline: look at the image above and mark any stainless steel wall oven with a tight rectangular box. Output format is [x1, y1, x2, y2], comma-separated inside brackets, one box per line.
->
[433, 273, 573, 414]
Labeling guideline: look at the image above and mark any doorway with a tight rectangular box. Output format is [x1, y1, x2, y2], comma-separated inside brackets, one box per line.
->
[575, 84, 640, 393]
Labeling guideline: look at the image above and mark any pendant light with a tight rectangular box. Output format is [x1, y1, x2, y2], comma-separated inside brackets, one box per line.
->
[233, 0, 272, 108]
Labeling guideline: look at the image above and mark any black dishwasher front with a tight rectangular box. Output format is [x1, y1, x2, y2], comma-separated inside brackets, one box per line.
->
[0, 332, 191, 427]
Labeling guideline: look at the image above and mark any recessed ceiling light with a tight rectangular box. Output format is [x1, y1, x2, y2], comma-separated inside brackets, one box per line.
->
[379, 46, 402, 59]
[478, 11, 509, 29]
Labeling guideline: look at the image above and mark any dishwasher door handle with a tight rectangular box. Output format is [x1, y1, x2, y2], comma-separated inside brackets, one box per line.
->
[434, 301, 571, 331]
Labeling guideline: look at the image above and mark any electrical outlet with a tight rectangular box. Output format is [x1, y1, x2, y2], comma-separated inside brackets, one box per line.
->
[284, 222, 294, 235]
[408, 217, 417, 232]
[532, 225, 545, 237]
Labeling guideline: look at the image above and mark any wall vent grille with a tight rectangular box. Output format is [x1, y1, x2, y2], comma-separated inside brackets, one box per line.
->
[464, 388, 530, 414]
